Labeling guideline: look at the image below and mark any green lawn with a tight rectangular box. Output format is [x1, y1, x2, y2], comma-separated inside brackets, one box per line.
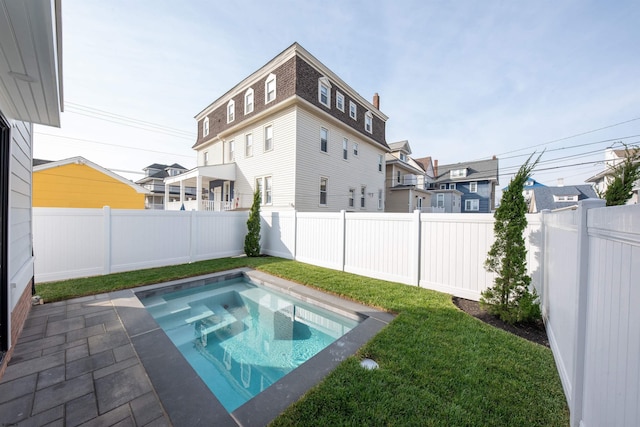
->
[36, 257, 569, 426]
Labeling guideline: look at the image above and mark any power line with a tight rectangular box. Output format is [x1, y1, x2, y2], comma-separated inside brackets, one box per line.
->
[34, 132, 195, 159]
[494, 116, 640, 157]
[497, 135, 640, 161]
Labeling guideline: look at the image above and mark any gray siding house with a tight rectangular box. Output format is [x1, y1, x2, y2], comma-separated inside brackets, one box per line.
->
[432, 157, 499, 213]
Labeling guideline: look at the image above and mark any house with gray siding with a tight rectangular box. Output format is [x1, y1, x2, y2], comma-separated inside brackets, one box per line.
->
[431, 157, 499, 213]
[0, 0, 63, 377]
[166, 43, 389, 212]
[136, 163, 195, 209]
[385, 141, 434, 212]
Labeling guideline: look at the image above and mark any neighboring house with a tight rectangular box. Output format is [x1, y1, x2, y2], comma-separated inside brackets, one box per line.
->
[385, 141, 434, 212]
[432, 157, 499, 213]
[136, 163, 195, 209]
[0, 0, 63, 377]
[528, 184, 599, 213]
[585, 147, 640, 204]
[430, 188, 463, 213]
[166, 42, 389, 212]
[33, 157, 149, 209]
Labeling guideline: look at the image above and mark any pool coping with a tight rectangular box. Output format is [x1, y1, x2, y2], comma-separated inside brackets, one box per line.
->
[110, 268, 395, 427]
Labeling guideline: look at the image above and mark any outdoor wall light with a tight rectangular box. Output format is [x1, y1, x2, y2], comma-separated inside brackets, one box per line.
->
[360, 358, 379, 370]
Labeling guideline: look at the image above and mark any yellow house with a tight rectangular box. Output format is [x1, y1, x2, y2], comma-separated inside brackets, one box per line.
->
[33, 156, 149, 209]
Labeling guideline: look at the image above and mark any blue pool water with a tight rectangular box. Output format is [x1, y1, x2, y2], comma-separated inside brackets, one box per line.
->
[139, 276, 359, 412]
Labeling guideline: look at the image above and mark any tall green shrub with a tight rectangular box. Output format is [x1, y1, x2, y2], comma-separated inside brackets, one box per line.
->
[481, 153, 541, 324]
[601, 145, 640, 206]
[244, 190, 261, 257]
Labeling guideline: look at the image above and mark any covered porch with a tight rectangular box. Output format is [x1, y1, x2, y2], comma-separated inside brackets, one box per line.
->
[164, 164, 238, 211]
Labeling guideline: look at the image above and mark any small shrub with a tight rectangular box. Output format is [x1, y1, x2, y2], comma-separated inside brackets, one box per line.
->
[244, 189, 261, 257]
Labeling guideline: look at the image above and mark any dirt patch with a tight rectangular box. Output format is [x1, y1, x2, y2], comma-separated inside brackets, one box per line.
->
[452, 297, 549, 347]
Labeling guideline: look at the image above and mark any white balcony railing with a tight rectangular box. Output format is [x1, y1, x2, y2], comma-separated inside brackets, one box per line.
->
[166, 200, 235, 211]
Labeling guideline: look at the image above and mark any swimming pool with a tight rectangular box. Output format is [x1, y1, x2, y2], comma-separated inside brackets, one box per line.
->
[138, 275, 360, 412]
[123, 268, 394, 426]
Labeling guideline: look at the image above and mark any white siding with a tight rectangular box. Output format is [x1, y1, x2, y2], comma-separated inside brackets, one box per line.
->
[216, 106, 297, 211]
[295, 106, 386, 212]
[8, 120, 34, 328]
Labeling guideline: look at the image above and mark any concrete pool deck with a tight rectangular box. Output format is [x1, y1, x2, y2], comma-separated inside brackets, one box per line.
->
[0, 269, 394, 426]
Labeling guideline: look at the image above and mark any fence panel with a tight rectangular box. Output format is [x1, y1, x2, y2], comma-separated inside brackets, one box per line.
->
[193, 211, 247, 261]
[542, 209, 580, 403]
[344, 212, 417, 284]
[33, 208, 105, 282]
[581, 205, 640, 427]
[295, 212, 343, 270]
[419, 213, 496, 300]
[261, 211, 296, 259]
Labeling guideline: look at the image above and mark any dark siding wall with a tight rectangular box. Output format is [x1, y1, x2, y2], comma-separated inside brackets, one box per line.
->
[294, 56, 387, 148]
[195, 56, 297, 148]
[459, 180, 493, 213]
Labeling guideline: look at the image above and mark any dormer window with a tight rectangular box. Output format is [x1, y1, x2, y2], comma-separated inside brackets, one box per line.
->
[203, 117, 209, 137]
[450, 168, 467, 178]
[244, 88, 254, 114]
[227, 100, 235, 123]
[399, 153, 407, 162]
[318, 77, 331, 108]
[349, 101, 357, 120]
[265, 73, 276, 103]
[336, 92, 345, 111]
[553, 195, 578, 202]
[365, 111, 373, 133]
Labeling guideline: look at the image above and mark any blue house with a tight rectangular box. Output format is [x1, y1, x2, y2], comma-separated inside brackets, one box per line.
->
[433, 157, 499, 213]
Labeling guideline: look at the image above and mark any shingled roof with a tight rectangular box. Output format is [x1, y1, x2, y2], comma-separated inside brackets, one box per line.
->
[435, 158, 499, 183]
[529, 185, 599, 212]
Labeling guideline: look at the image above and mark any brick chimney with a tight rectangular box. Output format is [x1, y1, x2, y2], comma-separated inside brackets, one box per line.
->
[492, 155, 497, 160]
[373, 93, 380, 109]
[434, 159, 438, 177]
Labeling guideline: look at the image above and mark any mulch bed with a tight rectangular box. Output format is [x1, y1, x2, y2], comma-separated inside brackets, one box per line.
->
[452, 297, 549, 347]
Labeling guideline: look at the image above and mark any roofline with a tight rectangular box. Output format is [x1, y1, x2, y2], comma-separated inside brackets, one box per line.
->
[34, 156, 150, 194]
[194, 42, 388, 122]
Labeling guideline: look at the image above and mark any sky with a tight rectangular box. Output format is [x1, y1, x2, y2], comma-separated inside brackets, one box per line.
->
[34, 0, 640, 192]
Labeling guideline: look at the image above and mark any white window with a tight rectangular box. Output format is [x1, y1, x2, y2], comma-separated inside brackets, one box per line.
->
[320, 127, 328, 153]
[348, 188, 355, 208]
[378, 154, 383, 172]
[204, 151, 209, 166]
[360, 186, 366, 208]
[244, 88, 254, 114]
[450, 168, 467, 178]
[343, 138, 348, 160]
[440, 184, 446, 190]
[353, 142, 358, 156]
[336, 92, 345, 111]
[437, 193, 444, 208]
[320, 177, 328, 206]
[203, 117, 209, 137]
[349, 101, 357, 119]
[265, 73, 276, 103]
[470, 181, 478, 193]
[265, 176, 272, 205]
[318, 77, 331, 107]
[399, 153, 406, 162]
[465, 199, 479, 211]
[365, 111, 373, 133]
[245, 133, 253, 157]
[264, 125, 273, 151]
[227, 100, 235, 123]
[227, 140, 235, 162]
[450, 183, 456, 190]
[378, 189, 383, 210]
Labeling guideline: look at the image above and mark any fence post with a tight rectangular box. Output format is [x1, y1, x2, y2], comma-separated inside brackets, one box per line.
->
[103, 206, 112, 275]
[340, 210, 346, 272]
[539, 209, 550, 320]
[570, 198, 605, 427]
[412, 209, 421, 286]
[189, 210, 197, 262]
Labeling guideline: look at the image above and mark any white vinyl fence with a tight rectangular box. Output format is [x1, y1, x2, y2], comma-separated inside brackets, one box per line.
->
[540, 200, 640, 427]
[33, 207, 248, 282]
[32, 203, 640, 427]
